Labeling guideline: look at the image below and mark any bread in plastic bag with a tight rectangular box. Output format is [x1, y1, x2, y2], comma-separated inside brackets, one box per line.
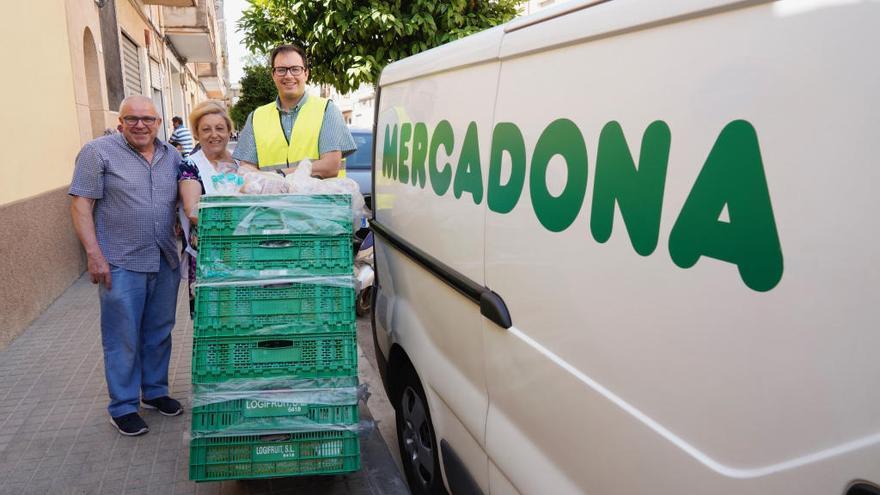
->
[240, 171, 292, 195]
[286, 160, 368, 228]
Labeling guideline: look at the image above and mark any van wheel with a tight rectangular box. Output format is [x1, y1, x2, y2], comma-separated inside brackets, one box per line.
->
[396, 365, 447, 495]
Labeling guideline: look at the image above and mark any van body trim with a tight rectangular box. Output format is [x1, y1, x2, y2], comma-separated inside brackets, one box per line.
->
[440, 439, 485, 495]
[503, 0, 610, 33]
[370, 220, 512, 329]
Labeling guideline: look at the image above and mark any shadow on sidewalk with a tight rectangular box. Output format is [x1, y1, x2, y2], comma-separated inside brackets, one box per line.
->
[0, 273, 409, 495]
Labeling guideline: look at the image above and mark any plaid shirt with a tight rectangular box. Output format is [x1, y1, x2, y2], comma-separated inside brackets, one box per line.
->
[69, 134, 180, 272]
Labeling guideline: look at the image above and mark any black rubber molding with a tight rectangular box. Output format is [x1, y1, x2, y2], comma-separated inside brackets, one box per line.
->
[370, 220, 512, 329]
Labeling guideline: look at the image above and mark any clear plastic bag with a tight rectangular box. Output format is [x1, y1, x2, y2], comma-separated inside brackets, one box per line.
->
[241, 171, 292, 194]
[286, 160, 368, 231]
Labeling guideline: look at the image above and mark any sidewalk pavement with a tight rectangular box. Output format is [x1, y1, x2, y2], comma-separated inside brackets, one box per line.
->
[0, 273, 409, 495]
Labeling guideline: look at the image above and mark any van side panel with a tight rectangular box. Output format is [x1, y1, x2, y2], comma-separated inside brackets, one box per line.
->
[375, 60, 503, 492]
[484, 1, 880, 493]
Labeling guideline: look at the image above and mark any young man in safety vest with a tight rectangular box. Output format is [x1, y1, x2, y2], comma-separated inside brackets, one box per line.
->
[233, 44, 356, 177]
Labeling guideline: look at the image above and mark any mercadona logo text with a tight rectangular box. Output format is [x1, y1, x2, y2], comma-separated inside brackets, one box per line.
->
[381, 118, 783, 292]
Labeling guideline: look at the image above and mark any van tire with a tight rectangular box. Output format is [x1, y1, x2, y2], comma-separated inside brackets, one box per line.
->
[395, 363, 448, 495]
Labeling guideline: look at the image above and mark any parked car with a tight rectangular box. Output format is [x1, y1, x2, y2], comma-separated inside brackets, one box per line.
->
[370, 1, 880, 495]
[345, 127, 373, 199]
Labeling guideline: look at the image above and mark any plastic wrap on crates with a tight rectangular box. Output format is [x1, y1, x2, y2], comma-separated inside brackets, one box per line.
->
[193, 274, 354, 289]
[189, 380, 370, 438]
[192, 376, 360, 395]
[188, 419, 374, 439]
[190, 391, 363, 438]
[197, 266, 346, 284]
[198, 194, 353, 237]
[192, 380, 362, 407]
[196, 234, 353, 282]
[286, 160, 368, 230]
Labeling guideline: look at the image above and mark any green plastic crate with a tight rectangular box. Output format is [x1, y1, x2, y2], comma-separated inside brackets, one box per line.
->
[191, 398, 358, 435]
[193, 319, 355, 339]
[191, 333, 357, 383]
[198, 194, 352, 238]
[189, 430, 360, 481]
[193, 283, 355, 334]
[196, 235, 353, 280]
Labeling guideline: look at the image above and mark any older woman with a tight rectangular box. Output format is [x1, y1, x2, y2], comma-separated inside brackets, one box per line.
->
[177, 101, 243, 314]
[179, 101, 238, 220]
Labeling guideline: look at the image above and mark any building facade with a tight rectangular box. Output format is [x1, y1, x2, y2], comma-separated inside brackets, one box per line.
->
[0, 0, 230, 348]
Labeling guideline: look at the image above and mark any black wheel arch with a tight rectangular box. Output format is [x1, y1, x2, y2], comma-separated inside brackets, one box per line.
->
[386, 343, 416, 409]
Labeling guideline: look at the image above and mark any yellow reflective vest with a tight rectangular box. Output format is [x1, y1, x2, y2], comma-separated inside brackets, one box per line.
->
[253, 95, 335, 172]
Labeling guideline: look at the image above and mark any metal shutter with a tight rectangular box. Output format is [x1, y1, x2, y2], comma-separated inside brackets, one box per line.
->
[121, 34, 142, 97]
[149, 58, 162, 90]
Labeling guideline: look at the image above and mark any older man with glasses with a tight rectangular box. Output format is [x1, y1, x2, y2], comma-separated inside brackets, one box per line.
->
[69, 95, 184, 436]
[233, 43, 356, 178]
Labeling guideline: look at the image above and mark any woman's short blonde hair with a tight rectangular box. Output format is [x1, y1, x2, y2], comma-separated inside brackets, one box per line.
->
[189, 100, 233, 140]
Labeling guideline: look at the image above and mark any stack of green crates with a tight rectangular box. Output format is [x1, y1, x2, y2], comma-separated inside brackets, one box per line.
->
[189, 194, 361, 482]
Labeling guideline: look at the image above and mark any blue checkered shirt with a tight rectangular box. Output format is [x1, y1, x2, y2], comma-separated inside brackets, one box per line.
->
[232, 94, 356, 166]
[69, 134, 180, 272]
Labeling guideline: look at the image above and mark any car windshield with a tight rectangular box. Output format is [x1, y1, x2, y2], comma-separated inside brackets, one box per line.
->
[346, 131, 373, 170]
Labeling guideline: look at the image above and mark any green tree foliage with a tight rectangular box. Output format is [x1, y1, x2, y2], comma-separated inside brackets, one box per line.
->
[239, 0, 524, 94]
[229, 64, 277, 130]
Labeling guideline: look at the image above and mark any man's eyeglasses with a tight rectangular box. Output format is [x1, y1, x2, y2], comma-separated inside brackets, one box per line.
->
[122, 116, 158, 126]
[273, 65, 306, 77]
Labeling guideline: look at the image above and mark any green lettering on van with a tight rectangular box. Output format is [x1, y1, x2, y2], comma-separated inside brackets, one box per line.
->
[411, 123, 429, 188]
[379, 115, 784, 291]
[429, 120, 454, 196]
[383, 123, 398, 179]
[591, 120, 671, 256]
[454, 122, 484, 204]
[398, 123, 412, 184]
[668, 120, 783, 292]
[530, 119, 588, 232]
[488, 122, 526, 214]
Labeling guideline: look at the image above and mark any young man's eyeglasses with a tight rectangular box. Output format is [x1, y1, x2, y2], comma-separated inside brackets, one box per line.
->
[273, 66, 306, 77]
[122, 116, 158, 126]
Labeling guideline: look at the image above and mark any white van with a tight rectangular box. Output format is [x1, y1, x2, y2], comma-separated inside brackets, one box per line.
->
[369, 1, 880, 494]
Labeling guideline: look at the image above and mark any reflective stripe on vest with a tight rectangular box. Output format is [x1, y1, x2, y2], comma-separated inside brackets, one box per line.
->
[253, 95, 327, 168]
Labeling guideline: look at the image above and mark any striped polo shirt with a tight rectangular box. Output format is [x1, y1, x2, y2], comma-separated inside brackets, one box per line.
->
[170, 125, 194, 156]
